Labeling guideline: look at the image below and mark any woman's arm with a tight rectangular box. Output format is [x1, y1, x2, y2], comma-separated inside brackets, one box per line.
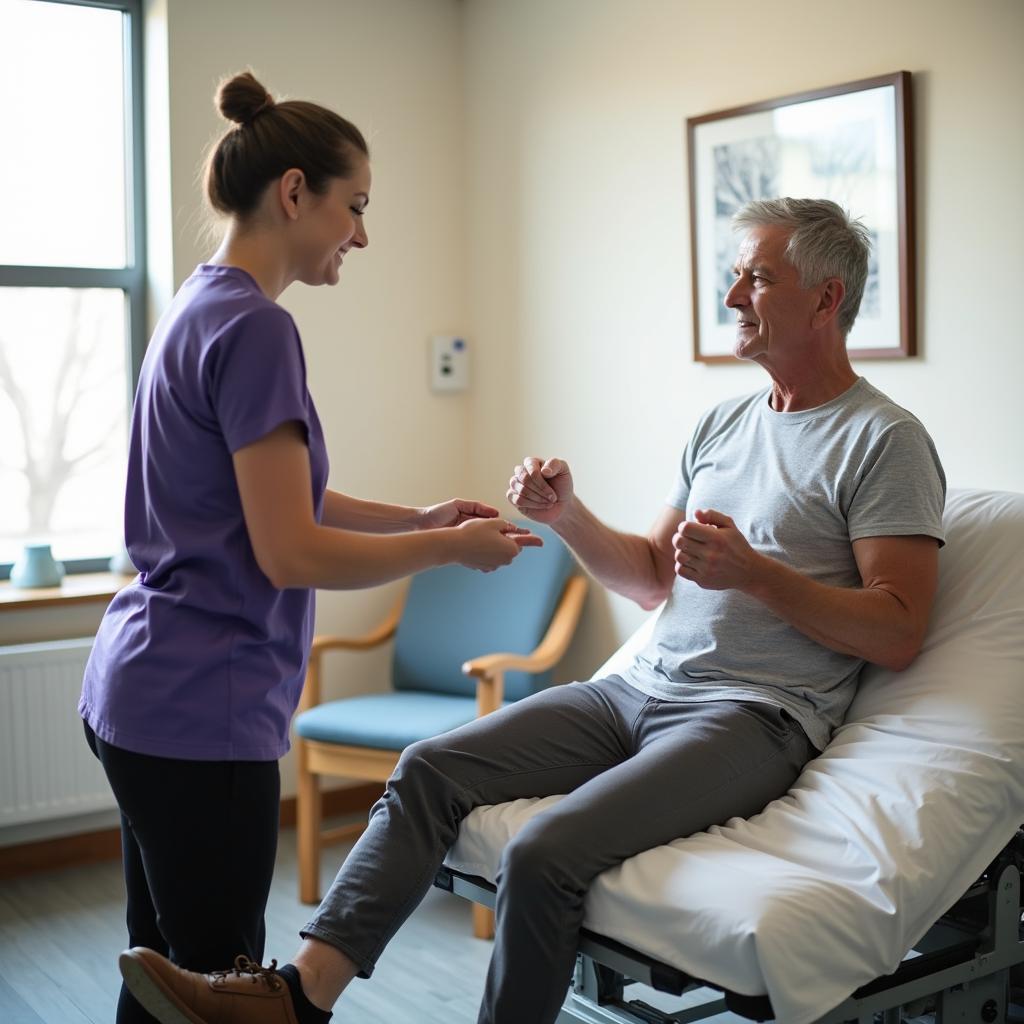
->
[321, 491, 501, 533]
[321, 491, 422, 533]
[233, 423, 539, 589]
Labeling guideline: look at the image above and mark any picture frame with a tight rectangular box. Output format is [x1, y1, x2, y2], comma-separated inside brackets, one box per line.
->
[687, 71, 914, 363]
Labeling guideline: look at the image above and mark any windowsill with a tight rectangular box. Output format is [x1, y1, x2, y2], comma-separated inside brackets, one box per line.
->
[0, 572, 135, 612]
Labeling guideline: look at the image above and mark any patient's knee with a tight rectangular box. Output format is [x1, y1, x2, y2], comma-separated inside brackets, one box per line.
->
[499, 818, 583, 897]
[390, 735, 473, 804]
[396, 735, 445, 770]
[385, 737, 479, 833]
[392, 736, 448, 787]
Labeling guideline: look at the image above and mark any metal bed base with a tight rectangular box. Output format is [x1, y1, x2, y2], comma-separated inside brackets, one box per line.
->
[434, 834, 1024, 1024]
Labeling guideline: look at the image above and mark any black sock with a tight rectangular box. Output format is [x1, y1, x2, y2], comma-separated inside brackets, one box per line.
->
[276, 963, 332, 1024]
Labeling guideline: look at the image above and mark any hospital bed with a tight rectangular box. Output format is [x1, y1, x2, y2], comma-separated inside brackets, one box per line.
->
[436, 489, 1024, 1024]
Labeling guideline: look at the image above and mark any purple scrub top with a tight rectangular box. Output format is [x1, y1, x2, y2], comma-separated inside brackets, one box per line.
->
[79, 265, 329, 761]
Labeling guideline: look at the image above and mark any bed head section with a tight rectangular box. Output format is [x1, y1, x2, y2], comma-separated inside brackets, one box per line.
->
[846, 488, 1024, 777]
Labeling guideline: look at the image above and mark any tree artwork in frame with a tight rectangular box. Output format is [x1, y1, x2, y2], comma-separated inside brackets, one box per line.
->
[687, 71, 914, 363]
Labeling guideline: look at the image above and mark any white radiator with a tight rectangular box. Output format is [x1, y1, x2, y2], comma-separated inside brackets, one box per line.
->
[0, 638, 117, 827]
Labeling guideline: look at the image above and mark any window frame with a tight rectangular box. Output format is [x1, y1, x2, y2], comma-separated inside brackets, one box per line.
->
[0, 0, 147, 579]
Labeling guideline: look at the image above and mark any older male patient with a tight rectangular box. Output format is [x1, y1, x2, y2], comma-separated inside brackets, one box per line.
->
[118, 198, 946, 1024]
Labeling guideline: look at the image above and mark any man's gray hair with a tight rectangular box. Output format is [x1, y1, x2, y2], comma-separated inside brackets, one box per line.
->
[732, 198, 871, 337]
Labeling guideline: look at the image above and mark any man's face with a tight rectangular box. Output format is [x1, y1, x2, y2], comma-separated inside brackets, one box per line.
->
[724, 224, 819, 363]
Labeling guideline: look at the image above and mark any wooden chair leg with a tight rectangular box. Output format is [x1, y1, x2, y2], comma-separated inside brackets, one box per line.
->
[297, 748, 322, 905]
[473, 904, 495, 940]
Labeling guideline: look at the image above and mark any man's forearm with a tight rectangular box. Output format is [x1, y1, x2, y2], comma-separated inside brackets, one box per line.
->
[322, 491, 422, 533]
[554, 498, 670, 610]
[744, 556, 925, 671]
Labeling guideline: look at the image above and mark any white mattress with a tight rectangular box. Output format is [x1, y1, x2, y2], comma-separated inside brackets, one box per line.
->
[445, 489, 1024, 1024]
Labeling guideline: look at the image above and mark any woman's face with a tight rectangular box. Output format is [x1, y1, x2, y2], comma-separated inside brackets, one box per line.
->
[296, 155, 371, 287]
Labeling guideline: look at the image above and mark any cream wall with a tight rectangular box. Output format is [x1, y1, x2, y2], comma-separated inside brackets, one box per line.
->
[462, 0, 1024, 676]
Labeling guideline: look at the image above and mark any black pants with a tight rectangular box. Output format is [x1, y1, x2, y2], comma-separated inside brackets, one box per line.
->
[84, 722, 281, 1024]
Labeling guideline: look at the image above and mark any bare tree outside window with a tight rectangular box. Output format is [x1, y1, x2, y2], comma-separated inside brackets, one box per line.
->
[0, 0, 144, 575]
[0, 289, 128, 564]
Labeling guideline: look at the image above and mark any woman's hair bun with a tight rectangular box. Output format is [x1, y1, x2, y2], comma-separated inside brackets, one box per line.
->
[204, 71, 368, 219]
[215, 70, 275, 126]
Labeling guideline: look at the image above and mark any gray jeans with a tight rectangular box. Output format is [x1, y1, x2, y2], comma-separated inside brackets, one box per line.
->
[301, 675, 815, 1024]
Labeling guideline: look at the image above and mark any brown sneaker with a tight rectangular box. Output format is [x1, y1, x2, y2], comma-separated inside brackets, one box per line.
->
[118, 947, 299, 1024]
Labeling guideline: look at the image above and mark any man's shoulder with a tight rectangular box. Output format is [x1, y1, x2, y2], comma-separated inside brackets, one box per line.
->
[841, 379, 933, 437]
[693, 387, 769, 437]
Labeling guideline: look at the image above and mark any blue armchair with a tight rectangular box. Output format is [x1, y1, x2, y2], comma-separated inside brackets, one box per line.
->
[293, 522, 587, 936]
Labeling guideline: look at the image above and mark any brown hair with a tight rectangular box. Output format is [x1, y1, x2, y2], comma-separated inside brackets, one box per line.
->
[204, 71, 369, 219]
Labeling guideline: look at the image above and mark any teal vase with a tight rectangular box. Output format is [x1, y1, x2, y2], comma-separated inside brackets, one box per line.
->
[10, 543, 65, 588]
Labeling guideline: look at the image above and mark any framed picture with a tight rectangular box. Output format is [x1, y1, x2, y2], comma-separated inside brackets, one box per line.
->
[687, 71, 914, 362]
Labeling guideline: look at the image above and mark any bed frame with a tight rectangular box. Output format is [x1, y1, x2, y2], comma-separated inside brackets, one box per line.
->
[434, 829, 1024, 1024]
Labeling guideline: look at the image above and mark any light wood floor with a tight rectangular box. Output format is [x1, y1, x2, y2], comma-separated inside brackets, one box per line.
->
[0, 821, 741, 1024]
[0, 821, 494, 1024]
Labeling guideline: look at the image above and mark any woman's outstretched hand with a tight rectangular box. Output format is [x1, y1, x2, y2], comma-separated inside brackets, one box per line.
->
[419, 498, 500, 530]
[452, 517, 543, 572]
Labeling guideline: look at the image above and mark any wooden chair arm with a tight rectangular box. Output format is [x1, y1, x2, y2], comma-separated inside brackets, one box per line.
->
[310, 593, 405, 655]
[463, 574, 588, 716]
[299, 592, 406, 713]
[462, 574, 588, 679]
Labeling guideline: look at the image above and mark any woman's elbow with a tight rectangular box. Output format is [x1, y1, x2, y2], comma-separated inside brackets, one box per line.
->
[259, 560, 296, 590]
[249, 524, 326, 589]
[254, 547, 308, 590]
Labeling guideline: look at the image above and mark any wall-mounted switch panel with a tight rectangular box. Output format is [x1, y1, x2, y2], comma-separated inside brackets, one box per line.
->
[430, 335, 470, 393]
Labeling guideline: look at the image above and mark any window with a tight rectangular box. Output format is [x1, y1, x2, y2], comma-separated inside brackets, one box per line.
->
[0, 0, 146, 578]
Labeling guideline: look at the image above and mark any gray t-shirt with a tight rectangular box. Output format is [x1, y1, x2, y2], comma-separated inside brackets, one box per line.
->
[622, 378, 946, 751]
